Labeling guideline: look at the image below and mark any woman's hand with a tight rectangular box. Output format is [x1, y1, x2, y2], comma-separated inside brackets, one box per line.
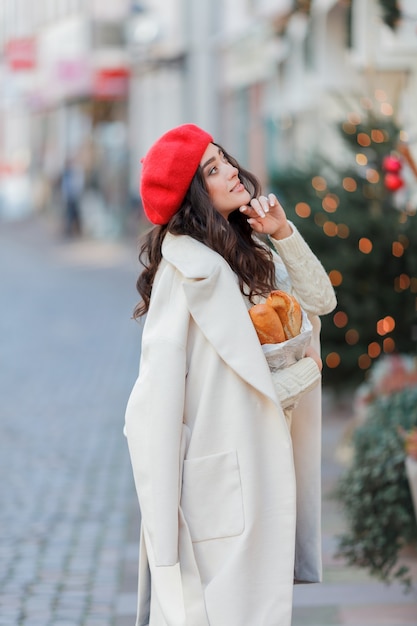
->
[239, 193, 292, 240]
[304, 345, 323, 372]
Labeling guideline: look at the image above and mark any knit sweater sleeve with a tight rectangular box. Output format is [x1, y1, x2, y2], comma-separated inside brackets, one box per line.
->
[269, 223, 337, 316]
[270, 356, 321, 409]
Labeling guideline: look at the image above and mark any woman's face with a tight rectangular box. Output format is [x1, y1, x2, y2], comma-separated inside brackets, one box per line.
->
[200, 143, 251, 218]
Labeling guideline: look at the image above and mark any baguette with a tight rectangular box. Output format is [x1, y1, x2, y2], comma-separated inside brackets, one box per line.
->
[248, 303, 286, 345]
[266, 290, 302, 340]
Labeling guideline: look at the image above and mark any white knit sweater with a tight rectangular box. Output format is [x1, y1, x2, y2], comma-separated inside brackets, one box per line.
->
[244, 223, 336, 418]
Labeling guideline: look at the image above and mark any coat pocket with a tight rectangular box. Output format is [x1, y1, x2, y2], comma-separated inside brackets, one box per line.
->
[181, 450, 244, 543]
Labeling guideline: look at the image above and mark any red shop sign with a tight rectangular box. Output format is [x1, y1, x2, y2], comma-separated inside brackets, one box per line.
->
[93, 67, 130, 100]
[5, 37, 37, 71]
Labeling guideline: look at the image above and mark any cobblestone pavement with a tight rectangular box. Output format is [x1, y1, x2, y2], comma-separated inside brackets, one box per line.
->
[0, 216, 141, 626]
[2, 215, 417, 626]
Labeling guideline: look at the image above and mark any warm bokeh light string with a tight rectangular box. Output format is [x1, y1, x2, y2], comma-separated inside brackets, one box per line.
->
[325, 100, 417, 374]
[272, 93, 417, 384]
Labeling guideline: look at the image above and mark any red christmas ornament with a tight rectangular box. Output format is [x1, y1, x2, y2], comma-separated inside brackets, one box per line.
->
[384, 172, 404, 192]
[382, 154, 403, 173]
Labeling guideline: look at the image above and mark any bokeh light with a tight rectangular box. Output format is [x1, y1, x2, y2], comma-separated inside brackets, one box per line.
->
[295, 202, 311, 218]
[342, 177, 357, 192]
[358, 354, 372, 369]
[376, 316, 395, 335]
[368, 342, 381, 358]
[383, 337, 396, 352]
[345, 329, 359, 345]
[326, 352, 341, 368]
[381, 102, 393, 116]
[357, 133, 371, 147]
[358, 237, 373, 253]
[394, 274, 411, 292]
[371, 129, 385, 143]
[365, 169, 379, 183]
[337, 224, 350, 238]
[323, 221, 338, 236]
[342, 122, 356, 134]
[356, 153, 368, 166]
[322, 194, 339, 213]
[329, 270, 343, 286]
[392, 241, 404, 257]
[333, 311, 348, 328]
[311, 176, 327, 192]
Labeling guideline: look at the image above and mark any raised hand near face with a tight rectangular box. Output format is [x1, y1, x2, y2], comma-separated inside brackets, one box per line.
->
[239, 193, 293, 240]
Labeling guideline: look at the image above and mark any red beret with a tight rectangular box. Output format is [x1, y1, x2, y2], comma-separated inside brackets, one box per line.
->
[140, 124, 213, 225]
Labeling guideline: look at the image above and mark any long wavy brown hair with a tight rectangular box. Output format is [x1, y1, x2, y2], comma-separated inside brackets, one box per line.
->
[133, 144, 277, 318]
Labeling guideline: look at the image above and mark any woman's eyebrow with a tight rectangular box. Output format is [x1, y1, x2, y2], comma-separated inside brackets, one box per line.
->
[201, 148, 221, 171]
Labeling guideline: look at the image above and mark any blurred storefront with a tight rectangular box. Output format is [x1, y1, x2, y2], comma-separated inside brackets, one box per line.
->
[1, 0, 417, 231]
[0, 0, 131, 236]
[0, 15, 36, 219]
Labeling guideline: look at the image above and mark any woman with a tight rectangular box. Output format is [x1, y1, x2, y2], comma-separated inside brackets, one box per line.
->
[125, 124, 336, 626]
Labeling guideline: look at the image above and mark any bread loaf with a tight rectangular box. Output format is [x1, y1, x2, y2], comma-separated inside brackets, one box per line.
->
[248, 303, 286, 345]
[266, 290, 302, 340]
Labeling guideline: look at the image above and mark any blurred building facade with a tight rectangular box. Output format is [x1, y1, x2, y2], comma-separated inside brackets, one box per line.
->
[0, 0, 132, 233]
[0, 0, 417, 232]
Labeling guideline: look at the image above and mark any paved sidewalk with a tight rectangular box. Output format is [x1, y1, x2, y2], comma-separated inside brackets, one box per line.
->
[0, 215, 141, 626]
[1, 215, 416, 625]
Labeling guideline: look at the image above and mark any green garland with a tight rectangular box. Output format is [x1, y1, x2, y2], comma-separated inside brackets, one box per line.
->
[378, 0, 401, 29]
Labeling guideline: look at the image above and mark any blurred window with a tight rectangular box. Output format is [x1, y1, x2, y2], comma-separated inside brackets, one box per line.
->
[15, 0, 34, 35]
[58, 0, 71, 17]
[69, 0, 80, 13]
[0, 2, 5, 45]
[5, 0, 16, 37]
[45, 0, 55, 22]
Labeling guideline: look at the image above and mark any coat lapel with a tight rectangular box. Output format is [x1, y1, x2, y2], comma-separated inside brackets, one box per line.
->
[162, 233, 279, 406]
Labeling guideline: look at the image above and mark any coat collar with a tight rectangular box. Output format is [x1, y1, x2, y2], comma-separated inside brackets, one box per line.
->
[162, 233, 279, 406]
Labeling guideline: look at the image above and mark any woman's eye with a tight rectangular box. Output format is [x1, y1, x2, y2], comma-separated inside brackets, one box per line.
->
[208, 166, 217, 175]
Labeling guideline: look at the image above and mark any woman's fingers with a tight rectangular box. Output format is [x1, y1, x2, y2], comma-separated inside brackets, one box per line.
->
[239, 203, 262, 218]
[244, 197, 265, 218]
[240, 193, 279, 217]
[240, 192, 291, 239]
[253, 196, 271, 216]
[241, 196, 270, 218]
[239, 193, 285, 237]
[268, 193, 277, 207]
[246, 218, 263, 232]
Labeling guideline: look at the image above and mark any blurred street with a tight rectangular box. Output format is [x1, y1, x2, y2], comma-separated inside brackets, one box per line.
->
[1, 215, 417, 626]
[0, 214, 141, 626]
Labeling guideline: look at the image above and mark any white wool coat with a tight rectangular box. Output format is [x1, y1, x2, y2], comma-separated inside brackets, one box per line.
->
[125, 227, 336, 626]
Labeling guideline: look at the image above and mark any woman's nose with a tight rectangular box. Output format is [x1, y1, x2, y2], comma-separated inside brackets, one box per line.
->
[227, 163, 238, 178]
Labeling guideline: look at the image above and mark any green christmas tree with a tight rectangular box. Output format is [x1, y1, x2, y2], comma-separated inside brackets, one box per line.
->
[270, 101, 417, 387]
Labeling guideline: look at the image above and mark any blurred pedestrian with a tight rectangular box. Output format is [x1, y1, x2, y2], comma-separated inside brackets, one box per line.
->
[60, 157, 84, 237]
[124, 124, 336, 626]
